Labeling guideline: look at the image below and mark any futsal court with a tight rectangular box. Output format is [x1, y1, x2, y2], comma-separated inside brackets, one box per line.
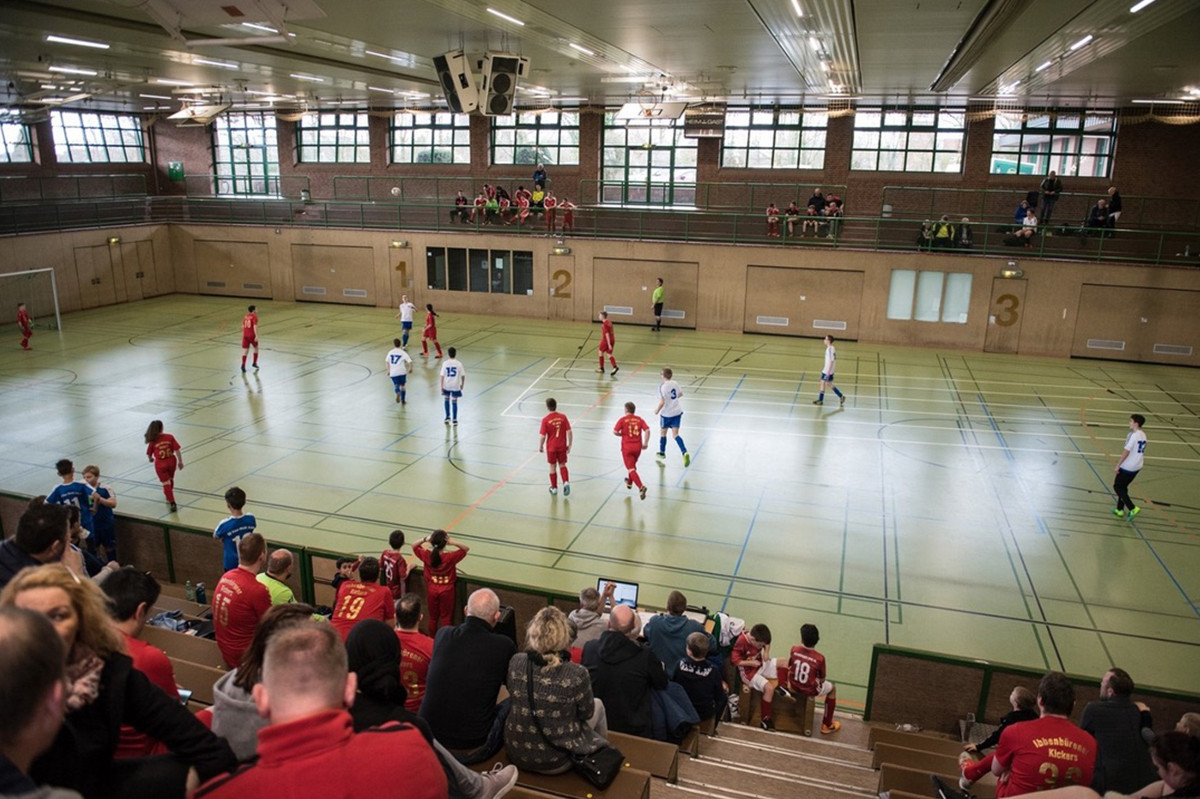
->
[1, 294, 1197, 709]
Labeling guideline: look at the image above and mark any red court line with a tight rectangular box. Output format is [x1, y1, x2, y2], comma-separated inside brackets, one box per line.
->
[445, 333, 680, 532]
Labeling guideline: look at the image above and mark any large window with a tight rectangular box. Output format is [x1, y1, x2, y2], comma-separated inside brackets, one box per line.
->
[297, 112, 370, 163]
[721, 107, 827, 169]
[491, 111, 580, 166]
[426, 246, 533, 295]
[51, 111, 143, 163]
[851, 109, 964, 173]
[0, 121, 33, 163]
[391, 112, 470, 164]
[213, 112, 280, 195]
[601, 114, 698, 206]
[990, 111, 1116, 178]
[886, 269, 972, 324]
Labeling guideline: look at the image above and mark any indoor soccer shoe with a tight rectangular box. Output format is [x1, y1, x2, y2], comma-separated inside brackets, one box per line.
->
[1112, 508, 1125, 518]
[821, 721, 842, 734]
[563, 483, 570, 497]
[812, 399, 823, 405]
[549, 487, 557, 495]
[840, 395, 846, 406]
[595, 367, 604, 373]
[683, 452, 691, 467]
[656, 451, 666, 459]
[639, 486, 647, 500]
[760, 717, 775, 730]
[625, 479, 632, 489]
[1129, 506, 1141, 518]
[611, 366, 619, 376]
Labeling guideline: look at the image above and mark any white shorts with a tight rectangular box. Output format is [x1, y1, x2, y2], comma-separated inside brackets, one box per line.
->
[745, 659, 778, 692]
[812, 680, 834, 698]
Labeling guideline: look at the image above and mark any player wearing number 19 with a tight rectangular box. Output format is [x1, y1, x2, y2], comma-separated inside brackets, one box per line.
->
[330, 557, 395, 642]
[539, 398, 572, 496]
[1112, 414, 1147, 519]
[386, 338, 413, 405]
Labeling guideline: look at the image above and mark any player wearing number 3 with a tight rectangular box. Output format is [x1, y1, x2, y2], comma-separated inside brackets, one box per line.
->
[386, 338, 413, 405]
[1112, 413, 1147, 518]
[440, 347, 465, 425]
[655, 367, 690, 467]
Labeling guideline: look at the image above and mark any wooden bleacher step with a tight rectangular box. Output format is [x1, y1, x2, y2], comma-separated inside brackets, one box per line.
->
[470, 747, 651, 799]
[868, 726, 964, 756]
[140, 625, 227, 670]
[872, 742, 963, 773]
[605, 732, 678, 783]
[878, 763, 995, 799]
[169, 658, 225, 706]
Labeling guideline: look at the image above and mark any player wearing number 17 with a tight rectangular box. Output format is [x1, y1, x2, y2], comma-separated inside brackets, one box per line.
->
[1112, 413, 1147, 519]
[386, 338, 413, 405]
[614, 402, 651, 500]
[330, 557, 395, 642]
[539, 398, 572, 496]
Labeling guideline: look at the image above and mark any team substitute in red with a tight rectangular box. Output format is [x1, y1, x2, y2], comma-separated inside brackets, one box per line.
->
[241, 305, 259, 373]
[539, 397, 572, 496]
[16, 302, 33, 350]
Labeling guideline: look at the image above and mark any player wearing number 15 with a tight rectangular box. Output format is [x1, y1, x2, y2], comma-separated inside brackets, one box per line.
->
[1112, 414, 1147, 519]
[991, 671, 1096, 797]
[386, 338, 413, 405]
[213, 533, 271, 669]
[539, 398, 572, 496]
[330, 557, 395, 642]
[240, 305, 259, 373]
[440, 346, 465, 425]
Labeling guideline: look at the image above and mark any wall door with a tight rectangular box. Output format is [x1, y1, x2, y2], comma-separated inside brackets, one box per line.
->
[118, 241, 159, 301]
[291, 244, 375, 305]
[194, 240, 272, 298]
[1072, 285, 1199, 365]
[984, 278, 1026, 354]
[744, 266, 863, 338]
[73, 245, 117, 309]
[548, 257, 574, 321]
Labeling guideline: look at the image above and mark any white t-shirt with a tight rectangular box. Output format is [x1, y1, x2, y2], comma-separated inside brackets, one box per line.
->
[1023, 214, 1038, 229]
[823, 344, 836, 375]
[1123, 430, 1147, 472]
[440, 358, 465, 391]
[398, 302, 416, 323]
[659, 380, 683, 417]
[386, 347, 412, 377]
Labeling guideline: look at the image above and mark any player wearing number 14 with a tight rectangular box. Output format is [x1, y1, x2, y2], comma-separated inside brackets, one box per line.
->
[386, 338, 413, 405]
[330, 557, 394, 642]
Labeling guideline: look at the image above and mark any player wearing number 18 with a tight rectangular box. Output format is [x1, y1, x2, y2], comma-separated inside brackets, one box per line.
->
[784, 623, 840, 734]
[330, 557, 395, 642]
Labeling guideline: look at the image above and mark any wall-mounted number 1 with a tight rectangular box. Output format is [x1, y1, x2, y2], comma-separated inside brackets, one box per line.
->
[552, 269, 572, 298]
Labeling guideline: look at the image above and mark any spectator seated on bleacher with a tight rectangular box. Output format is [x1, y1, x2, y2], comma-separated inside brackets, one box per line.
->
[192, 622, 447, 799]
[959, 685, 1037, 789]
[258, 548, 298, 606]
[568, 584, 611, 651]
[932, 214, 955, 248]
[505, 607, 609, 775]
[582, 604, 667, 739]
[213, 533, 271, 669]
[330, 557, 394, 641]
[348, 619, 520, 799]
[1, 564, 236, 798]
[1008, 207, 1039, 248]
[671, 632, 727, 731]
[916, 220, 934, 251]
[731, 623, 782, 730]
[0, 503, 74, 592]
[1013, 199, 1032, 230]
[211, 603, 319, 760]
[990, 672, 1095, 797]
[783, 623, 840, 734]
[806, 187, 827, 214]
[419, 589, 516, 764]
[1081, 667, 1156, 794]
[643, 590, 716, 678]
[1084, 198, 1110, 238]
[801, 204, 821, 236]
[784, 201, 802, 237]
[821, 199, 843, 239]
[765, 203, 781, 238]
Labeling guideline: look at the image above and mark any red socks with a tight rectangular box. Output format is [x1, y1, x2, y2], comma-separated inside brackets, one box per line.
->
[549, 472, 558, 488]
[761, 698, 773, 721]
[629, 471, 644, 488]
[560, 466, 569, 483]
[162, 483, 175, 504]
[823, 697, 836, 727]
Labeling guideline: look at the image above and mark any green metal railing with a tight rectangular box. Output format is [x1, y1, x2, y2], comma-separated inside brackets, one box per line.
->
[182, 173, 310, 200]
[0, 173, 148, 204]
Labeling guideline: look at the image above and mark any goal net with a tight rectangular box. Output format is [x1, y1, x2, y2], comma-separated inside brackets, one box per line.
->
[2, 268, 62, 331]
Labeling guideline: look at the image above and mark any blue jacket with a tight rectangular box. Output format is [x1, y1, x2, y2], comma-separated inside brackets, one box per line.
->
[643, 614, 716, 678]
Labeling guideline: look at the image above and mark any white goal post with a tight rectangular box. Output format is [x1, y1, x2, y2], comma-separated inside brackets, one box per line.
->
[2, 268, 62, 332]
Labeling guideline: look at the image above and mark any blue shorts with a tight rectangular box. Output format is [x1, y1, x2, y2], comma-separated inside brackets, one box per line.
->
[402, 321, 413, 331]
[821, 372, 835, 382]
[443, 389, 463, 398]
[660, 414, 682, 429]
[390, 375, 407, 390]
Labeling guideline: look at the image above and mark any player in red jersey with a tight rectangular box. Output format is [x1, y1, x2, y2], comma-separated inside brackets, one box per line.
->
[597, 310, 618, 376]
[16, 302, 33, 350]
[213, 533, 272, 668]
[765, 203, 781, 238]
[395, 592, 434, 713]
[379, 529, 408, 601]
[143, 419, 183, 511]
[784, 623, 841, 734]
[412, 530, 469, 634]
[544, 190, 558, 232]
[731, 623, 783, 729]
[991, 671, 1096, 797]
[240, 304, 259, 373]
[614, 401, 650, 500]
[471, 192, 486, 224]
[421, 303, 443, 358]
[539, 397, 573, 496]
[560, 198, 576, 232]
[330, 557, 395, 641]
[516, 192, 531, 226]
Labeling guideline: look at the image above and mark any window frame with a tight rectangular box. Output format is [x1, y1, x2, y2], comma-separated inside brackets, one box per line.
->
[296, 112, 371, 164]
[490, 110, 580, 166]
[51, 110, 144, 164]
[390, 112, 471, 165]
[426, 246, 534, 295]
[989, 110, 1116, 178]
[886, 269, 973, 324]
[850, 107, 965, 173]
[0, 120, 34, 163]
[720, 107, 828, 170]
[601, 113, 698, 206]
[212, 111, 281, 196]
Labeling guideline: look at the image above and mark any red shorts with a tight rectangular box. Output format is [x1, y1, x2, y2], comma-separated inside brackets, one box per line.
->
[599, 342, 613, 354]
[621, 449, 642, 470]
[154, 460, 177, 483]
[242, 336, 257, 349]
[424, 327, 437, 339]
[546, 446, 567, 465]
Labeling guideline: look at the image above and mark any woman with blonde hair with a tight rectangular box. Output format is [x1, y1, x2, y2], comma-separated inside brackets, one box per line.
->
[504, 606, 608, 774]
[0, 564, 234, 798]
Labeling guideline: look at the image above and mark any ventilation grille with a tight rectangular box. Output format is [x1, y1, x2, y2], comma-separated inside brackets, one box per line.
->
[1153, 343, 1193, 356]
[301, 286, 327, 296]
[662, 309, 686, 319]
[343, 288, 368, 298]
[243, 282, 264, 290]
[756, 316, 789, 327]
[814, 319, 848, 330]
[604, 305, 634, 315]
[1087, 339, 1125, 351]
[205, 281, 226, 288]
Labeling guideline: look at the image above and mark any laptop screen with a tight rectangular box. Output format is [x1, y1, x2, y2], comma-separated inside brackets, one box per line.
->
[597, 578, 638, 609]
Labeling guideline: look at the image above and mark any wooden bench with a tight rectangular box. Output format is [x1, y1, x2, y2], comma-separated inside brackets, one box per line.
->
[869, 726, 964, 756]
[470, 746, 652, 799]
[169, 658, 225, 706]
[678, 717, 716, 757]
[774, 691, 816, 737]
[877, 763, 995, 799]
[606, 732, 679, 783]
[872, 742, 963, 774]
[153, 594, 212, 618]
[141, 625, 227, 670]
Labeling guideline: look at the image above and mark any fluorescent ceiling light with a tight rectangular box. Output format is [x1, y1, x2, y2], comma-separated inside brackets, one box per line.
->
[49, 65, 97, 76]
[40, 84, 59, 90]
[156, 78, 194, 86]
[791, 0, 804, 16]
[139, 93, 171, 100]
[143, 105, 167, 110]
[1035, 60, 1053, 72]
[242, 23, 279, 33]
[194, 57, 238, 69]
[569, 43, 595, 56]
[46, 34, 109, 49]
[367, 86, 395, 93]
[365, 50, 407, 63]
[1129, 0, 1158, 11]
[1069, 34, 1093, 51]
[486, 8, 525, 26]
[1131, 98, 1183, 104]
[600, 75, 655, 83]
[808, 36, 821, 51]
[290, 73, 326, 82]
[245, 90, 294, 98]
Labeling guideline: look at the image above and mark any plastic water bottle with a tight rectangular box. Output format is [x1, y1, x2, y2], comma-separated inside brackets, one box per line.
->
[195, 583, 207, 604]
[185, 581, 195, 602]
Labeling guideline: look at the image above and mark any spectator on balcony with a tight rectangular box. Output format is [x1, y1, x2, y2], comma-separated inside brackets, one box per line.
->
[498, 194, 514, 225]
[495, 184, 511, 203]
[516, 191, 531, 226]
[802, 205, 821, 236]
[917, 219, 934, 251]
[933, 214, 955, 248]
[471, 192, 486, 224]
[484, 194, 500, 225]
[483, 183, 496, 202]
[531, 184, 546, 216]
[805, 187, 826, 213]
[544, 191, 558, 232]
[1013, 207, 1039, 247]
[560, 198, 576, 232]
[1086, 199, 1110, 233]
[1013, 199, 1032, 229]
[1106, 186, 1123, 229]
[532, 164, 548, 188]
[822, 199, 843, 239]
[1040, 171, 1063, 226]
[765, 203, 781, 238]
[956, 217, 974, 248]
[784, 201, 802, 237]
[452, 191, 470, 224]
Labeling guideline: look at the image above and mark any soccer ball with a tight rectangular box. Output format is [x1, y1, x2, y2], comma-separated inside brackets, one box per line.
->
[390, 187, 400, 197]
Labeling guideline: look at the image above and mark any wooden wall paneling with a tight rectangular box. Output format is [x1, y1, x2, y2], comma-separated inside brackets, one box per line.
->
[744, 265, 864, 338]
[1073, 285, 1199, 365]
[591, 258, 699, 328]
[291, 243, 375, 305]
[73, 245, 117, 309]
[193, 240, 272, 298]
[548, 256, 575, 321]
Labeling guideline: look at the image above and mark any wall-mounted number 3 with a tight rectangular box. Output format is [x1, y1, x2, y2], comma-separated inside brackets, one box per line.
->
[552, 269, 572, 298]
[995, 293, 1020, 327]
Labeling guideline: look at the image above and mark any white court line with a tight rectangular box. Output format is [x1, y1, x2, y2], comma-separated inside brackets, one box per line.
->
[499, 356, 561, 417]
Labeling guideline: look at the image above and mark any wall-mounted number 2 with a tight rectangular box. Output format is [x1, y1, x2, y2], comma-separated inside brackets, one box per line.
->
[552, 269, 572, 298]
[995, 293, 1020, 327]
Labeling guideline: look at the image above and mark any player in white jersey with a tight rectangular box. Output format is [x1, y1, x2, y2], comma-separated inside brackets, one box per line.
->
[813, 335, 847, 406]
[396, 294, 417, 348]
[439, 346, 466, 425]
[654, 367, 690, 467]
[1112, 413, 1147, 518]
[385, 338, 413, 405]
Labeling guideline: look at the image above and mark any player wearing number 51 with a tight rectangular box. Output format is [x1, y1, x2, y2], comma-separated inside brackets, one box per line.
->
[330, 556, 394, 642]
[440, 346, 466, 425]
[1112, 414, 1147, 519]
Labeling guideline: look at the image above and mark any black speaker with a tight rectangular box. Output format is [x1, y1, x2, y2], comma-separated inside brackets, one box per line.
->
[494, 605, 517, 646]
[480, 52, 528, 116]
[432, 49, 478, 114]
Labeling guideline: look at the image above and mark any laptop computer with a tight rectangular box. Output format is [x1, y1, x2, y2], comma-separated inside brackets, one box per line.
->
[597, 578, 638, 610]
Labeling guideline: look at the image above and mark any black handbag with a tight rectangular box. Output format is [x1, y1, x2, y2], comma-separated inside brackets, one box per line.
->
[525, 659, 625, 790]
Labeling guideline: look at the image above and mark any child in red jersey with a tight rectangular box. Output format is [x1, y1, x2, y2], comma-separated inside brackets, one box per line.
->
[330, 557, 395, 641]
[560, 198, 576, 232]
[379, 529, 409, 600]
[539, 397, 572, 496]
[613, 401, 650, 500]
[144, 419, 182, 511]
[422, 303, 443, 358]
[731, 623, 783, 729]
[241, 304, 259, 372]
[597, 311, 618, 376]
[784, 623, 841, 734]
[413, 529, 469, 634]
[544, 190, 558, 232]
[17, 302, 33, 349]
[765, 203, 781, 238]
